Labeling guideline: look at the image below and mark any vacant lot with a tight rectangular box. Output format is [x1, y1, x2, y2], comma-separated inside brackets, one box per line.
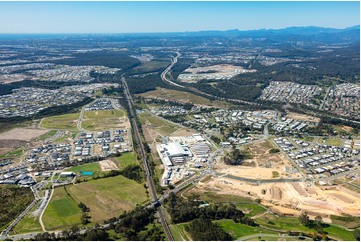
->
[65, 162, 101, 173]
[0, 128, 49, 141]
[99, 159, 118, 171]
[139, 112, 180, 137]
[178, 64, 256, 83]
[112, 151, 138, 170]
[11, 201, 42, 235]
[287, 112, 320, 123]
[68, 175, 148, 222]
[82, 109, 127, 131]
[42, 113, 79, 130]
[42, 187, 82, 230]
[137, 87, 231, 108]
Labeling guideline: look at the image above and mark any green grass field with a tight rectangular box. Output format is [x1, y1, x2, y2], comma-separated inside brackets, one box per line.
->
[137, 87, 232, 108]
[38, 130, 57, 141]
[112, 151, 138, 170]
[41, 113, 79, 130]
[68, 175, 148, 222]
[0, 147, 24, 159]
[42, 187, 82, 230]
[218, 219, 278, 240]
[131, 61, 169, 73]
[255, 214, 356, 241]
[235, 203, 267, 217]
[65, 162, 101, 173]
[82, 109, 125, 131]
[139, 112, 179, 136]
[325, 138, 342, 147]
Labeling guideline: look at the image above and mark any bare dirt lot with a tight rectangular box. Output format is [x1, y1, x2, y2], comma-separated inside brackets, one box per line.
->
[194, 177, 359, 218]
[200, 139, 360, 218]
[287, 112, 320, 123]
[99, 159, 119, 171]
[178, 64, 256, 83]
[216, 140, 302, 180]
[0, 128, 49, 141]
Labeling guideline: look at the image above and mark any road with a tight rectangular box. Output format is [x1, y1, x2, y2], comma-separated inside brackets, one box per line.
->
[160, 51, 261, 107]
[121, 75, 174, 241]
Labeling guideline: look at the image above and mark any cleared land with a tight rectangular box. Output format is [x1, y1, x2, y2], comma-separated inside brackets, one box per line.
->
[136, 87, 231, 108]
[42, 187, 82, 230]
[41, 113, 79, 130]
[216, 140, 302, 180]
[82, 109, 127, 131]
[68, 175, 148, 223]
[112, 151, 138, 170]
[99, 159, 118, 171]
[287, 112, 320, 123]
[178, 64, 256, 83]
[0, 128, 49, 141]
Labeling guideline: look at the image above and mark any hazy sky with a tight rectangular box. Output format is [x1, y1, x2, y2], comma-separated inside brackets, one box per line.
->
[0, 1, 359, 33]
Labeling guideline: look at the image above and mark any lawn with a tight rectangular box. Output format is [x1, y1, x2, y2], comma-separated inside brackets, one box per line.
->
[255, 214, 356, 241]
[65, 162, 101, 173]
[42, 187, 82, 230]
[41, 113, 79, 130]
[82, 109, 125, 131]
[235, 203, 267, 217]
[112, 151, 138, 170]
[0, 147, 24, 159]
[67, 175, 148, 222]
[217, 219, 278, 240]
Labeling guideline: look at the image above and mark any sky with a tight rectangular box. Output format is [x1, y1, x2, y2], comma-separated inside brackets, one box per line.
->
[0, 1, 359, 33]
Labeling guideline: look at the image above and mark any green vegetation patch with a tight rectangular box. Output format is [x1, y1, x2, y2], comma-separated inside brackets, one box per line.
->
[42, 187, 82, 230]
[139, 112, 179, 136]
[113, 151, 138, 170]
[255, 214, 356, 241]
[235, 203, 267, 217]
[82, 109, 125, 131]
[65, 162, 101, 173]
[0, 186, 34, 230]
[11, 200, 42, 235]
[325, 138, 342, 147]
[330, 215, 360, 229]
[68, 175, 148, 222]
[218, 219, 277, 240]
[41, 113, 79, 130]
[38, 130, 57, 141]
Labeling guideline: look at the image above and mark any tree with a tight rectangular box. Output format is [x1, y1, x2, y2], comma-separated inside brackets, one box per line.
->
[299, 212, 311, 226]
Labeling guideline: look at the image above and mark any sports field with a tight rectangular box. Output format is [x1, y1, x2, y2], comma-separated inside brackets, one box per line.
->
[67, 175, 148, 222]
[82, 109, 126, 131]
[41, 113, 79, 130]
[42, 187, 82, 230]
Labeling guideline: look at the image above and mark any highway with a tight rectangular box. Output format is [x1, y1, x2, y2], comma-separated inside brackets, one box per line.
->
[121, 75, 174, 241]
[160, 51, 261, 107]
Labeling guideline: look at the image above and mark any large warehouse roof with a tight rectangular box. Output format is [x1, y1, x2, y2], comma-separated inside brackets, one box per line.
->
[166, 142, 186, 157]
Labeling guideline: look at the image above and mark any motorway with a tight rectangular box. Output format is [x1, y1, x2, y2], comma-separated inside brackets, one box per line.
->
[121, 75, 174, 241]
